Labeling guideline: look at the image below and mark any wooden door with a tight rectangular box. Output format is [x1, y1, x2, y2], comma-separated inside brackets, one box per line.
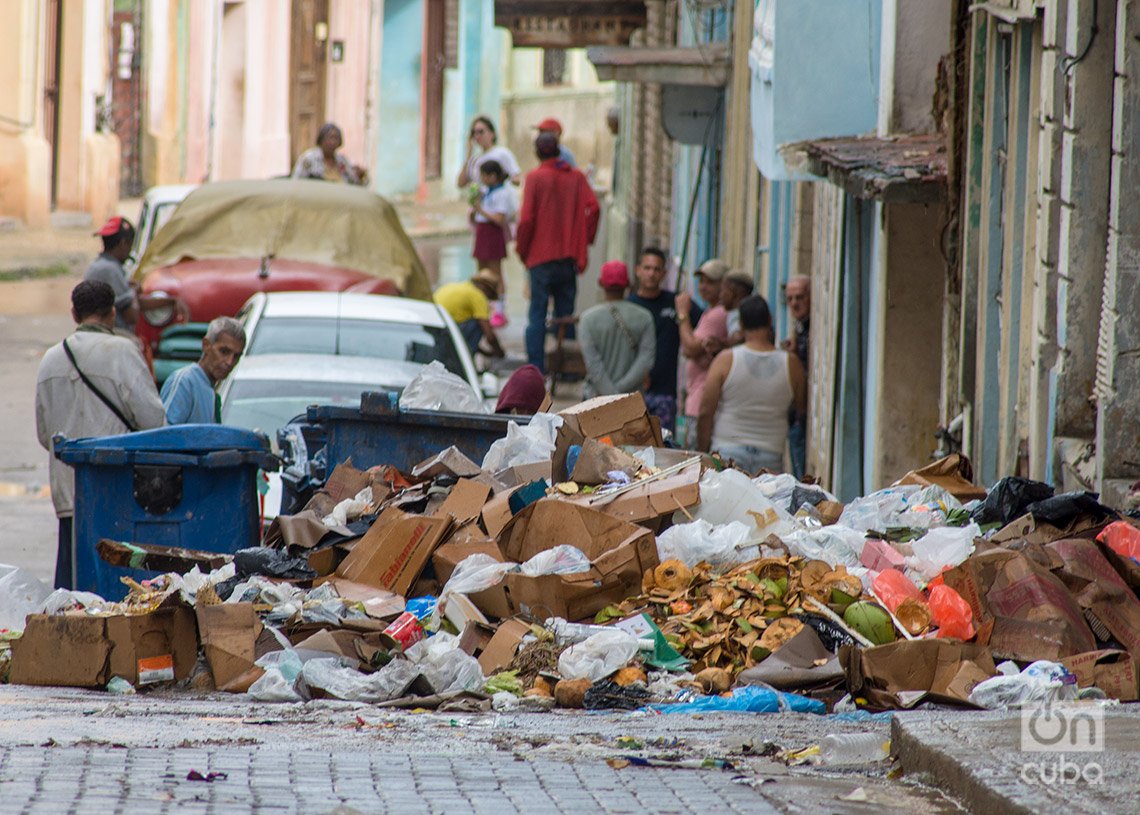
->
[290, 0, 329, 164]
[43, 0, 63, 206]
[422, 0, 446, 180]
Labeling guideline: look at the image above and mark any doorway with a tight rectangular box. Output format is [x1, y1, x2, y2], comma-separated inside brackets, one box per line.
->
[290, 0, 329, 164]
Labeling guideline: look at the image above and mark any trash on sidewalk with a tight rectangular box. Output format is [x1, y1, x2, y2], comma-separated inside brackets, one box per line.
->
[6, 390, 1139, 719]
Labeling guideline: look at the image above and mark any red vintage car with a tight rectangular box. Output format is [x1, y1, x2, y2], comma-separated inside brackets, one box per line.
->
[132, 179, 432, 376]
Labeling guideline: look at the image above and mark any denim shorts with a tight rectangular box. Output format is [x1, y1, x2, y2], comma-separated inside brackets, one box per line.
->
[712, 442, 785, 475]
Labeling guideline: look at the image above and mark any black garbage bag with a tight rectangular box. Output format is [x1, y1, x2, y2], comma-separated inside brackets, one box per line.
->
[233, 547, 317, 580]
[1024, 491, 1115, 526]
[798, 612, 855, 653]
[790, 485, 830, 514]
[583, 680, 652, 711]
[970, 477, 1055, 525]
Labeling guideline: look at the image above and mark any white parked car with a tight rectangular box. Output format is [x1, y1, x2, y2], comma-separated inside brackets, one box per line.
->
[126, 184, 197, 271]
[219, 291, 497, 518]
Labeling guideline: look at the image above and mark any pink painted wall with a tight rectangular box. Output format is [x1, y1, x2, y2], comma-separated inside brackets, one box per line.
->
[325, 0, 376, 170]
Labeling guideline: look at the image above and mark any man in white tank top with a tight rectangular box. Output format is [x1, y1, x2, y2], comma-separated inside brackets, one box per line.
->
[696, 294, 806, 474]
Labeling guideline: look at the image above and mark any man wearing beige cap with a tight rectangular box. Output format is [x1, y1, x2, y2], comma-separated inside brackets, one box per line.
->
[433, 269, 505, 359]
[676, 259, 731, 446]
[721, 268, 756, 345]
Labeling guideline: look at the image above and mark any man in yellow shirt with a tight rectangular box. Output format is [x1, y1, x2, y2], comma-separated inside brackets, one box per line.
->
[434, 269, 505, 359]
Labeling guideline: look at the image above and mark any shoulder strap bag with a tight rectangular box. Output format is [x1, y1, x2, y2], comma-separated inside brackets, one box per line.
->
[62, 339, 138, 432]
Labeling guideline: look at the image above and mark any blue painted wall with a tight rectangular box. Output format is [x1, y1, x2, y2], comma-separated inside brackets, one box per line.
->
[375, 0, 424, 196]
[750, 0, 881, 180]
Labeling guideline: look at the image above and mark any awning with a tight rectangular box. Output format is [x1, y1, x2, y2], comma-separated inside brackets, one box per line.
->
[586, 44, 730, 87]
[495, 1, 647, 48]
[799, 133, 947, 204]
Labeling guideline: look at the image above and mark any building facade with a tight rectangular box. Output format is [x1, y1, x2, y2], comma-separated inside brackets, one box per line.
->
[0, 0, 119, 227]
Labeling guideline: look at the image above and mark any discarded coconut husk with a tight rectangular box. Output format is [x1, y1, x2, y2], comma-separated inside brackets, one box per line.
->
[654, 559, 692, 592]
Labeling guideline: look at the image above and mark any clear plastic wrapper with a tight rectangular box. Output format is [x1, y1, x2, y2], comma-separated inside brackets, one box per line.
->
[655, 519, 755, 568]
[557, 629, 641, 682]
[482, 413, 562, 472]
[398, 361, 487, 414]
[519, 545, 591, 577]
[968, 661, 1080, 710]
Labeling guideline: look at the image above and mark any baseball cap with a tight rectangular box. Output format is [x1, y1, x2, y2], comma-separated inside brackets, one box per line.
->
[94, 215, 132, 237]
[696, 258, 729, 282]
[534, 117, 563, 135]
[724, 268, 755, 290]
[598, 260, 630, 289]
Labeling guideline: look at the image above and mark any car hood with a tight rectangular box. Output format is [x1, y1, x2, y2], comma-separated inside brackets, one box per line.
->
[133, 179, 431, 300]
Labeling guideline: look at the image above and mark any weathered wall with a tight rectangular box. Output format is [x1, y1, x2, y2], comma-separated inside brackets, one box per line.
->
[374, 0, 423, 196]
[0, 0, 50, 226]
[881, 0, 953, 134]
[874, 201, 947, 486]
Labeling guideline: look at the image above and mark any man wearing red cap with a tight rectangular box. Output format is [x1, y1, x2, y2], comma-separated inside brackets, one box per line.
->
[535, 118, 576, 167]
[84, 216, 138, 332]
[577, 260, 655, 398]
[516, 133, 600, 372]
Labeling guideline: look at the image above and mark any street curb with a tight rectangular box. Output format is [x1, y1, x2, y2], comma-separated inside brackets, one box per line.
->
[891, 716, 1035, 815]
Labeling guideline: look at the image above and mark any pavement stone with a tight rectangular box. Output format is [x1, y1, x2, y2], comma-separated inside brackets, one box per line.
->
[893, 706, 1140, 814]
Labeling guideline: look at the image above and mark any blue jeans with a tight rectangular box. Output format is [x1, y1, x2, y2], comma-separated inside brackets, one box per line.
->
[713, 442, 785, 475]
[458, 319, 482, 356]
[526, 258, 578, 371]
[789, 418, 807, 479]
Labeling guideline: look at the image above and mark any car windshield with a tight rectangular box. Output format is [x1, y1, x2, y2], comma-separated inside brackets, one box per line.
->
[222, 379, 383, 437]
[150, 201, 179, 242]
[246, 317, 465, 378]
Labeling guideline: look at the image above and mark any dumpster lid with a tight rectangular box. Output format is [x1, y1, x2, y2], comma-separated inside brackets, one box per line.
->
[55, 424, 271, 454]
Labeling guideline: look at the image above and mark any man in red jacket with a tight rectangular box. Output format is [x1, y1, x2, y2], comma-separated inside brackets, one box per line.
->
[515, 133, 600, 371]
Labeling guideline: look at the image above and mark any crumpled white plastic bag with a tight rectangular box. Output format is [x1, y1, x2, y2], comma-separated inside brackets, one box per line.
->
[909, 523, 980, 581]
[301, 657, 421, 702]
[781, 525, 869, 568]
[677, 469, 793, 541]
[440, 554, 517, 596]
[0, 564, 52, 631]
[968, 661, 1080, 710]
[557, 629, 641, 682]
[406, 633, 485, 694]
[399, 361, 487, 414]
[655, 520, 755, 567]
[519, 545, 591, 577]
[248, 650, 308, 703]
[482, 413, 562, 472]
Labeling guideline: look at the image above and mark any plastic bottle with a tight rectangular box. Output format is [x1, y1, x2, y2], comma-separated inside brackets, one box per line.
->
[819, 732, 890, 765]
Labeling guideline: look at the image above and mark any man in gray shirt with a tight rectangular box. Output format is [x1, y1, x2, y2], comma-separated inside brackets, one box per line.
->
[578, 261, 656, 398]
[84, 216, 138, 332]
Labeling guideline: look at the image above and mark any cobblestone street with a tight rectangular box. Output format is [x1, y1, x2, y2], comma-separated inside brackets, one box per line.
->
[0, 687, 960, 815]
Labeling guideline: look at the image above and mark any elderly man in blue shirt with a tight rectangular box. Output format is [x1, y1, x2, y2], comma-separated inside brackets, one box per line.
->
[160, 317, 246, 424]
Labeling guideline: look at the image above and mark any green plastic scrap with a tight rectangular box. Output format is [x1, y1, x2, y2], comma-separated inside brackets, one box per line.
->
[632, 613, 688, 672]
[483, 670, 524, 696]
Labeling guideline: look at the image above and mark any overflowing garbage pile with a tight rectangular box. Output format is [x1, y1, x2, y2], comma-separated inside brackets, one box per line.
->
[4, 391, 1140, 718]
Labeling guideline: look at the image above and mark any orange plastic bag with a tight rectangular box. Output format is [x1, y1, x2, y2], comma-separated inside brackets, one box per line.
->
[1097, 521, 1140, 561]
[928, 584, 975, 640]
[871, 568, 921, 613]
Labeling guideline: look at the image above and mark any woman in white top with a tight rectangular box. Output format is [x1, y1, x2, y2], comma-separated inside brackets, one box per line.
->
[457, 116, 521, 189]
[698, 294, 807, 474]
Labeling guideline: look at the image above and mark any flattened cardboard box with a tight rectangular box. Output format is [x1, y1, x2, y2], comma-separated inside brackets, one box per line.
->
[841, 639, 997, 710]
[552, 393, 662, 482]
[566, 459, 700, 527]
[496, 499, 659, 621]
[11, 607, 198, 688]
[336, 507, 452, 596]
[503, 535, 659, 622]
[1062, 649, 1140, 701]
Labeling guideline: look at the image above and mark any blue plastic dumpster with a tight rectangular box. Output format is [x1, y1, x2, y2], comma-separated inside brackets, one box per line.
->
[308, 392, 531, 473]
[55, 425, 278, 600]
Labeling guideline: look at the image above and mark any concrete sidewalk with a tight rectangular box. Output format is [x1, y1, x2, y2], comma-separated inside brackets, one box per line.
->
[892, 707, 1139, 813]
